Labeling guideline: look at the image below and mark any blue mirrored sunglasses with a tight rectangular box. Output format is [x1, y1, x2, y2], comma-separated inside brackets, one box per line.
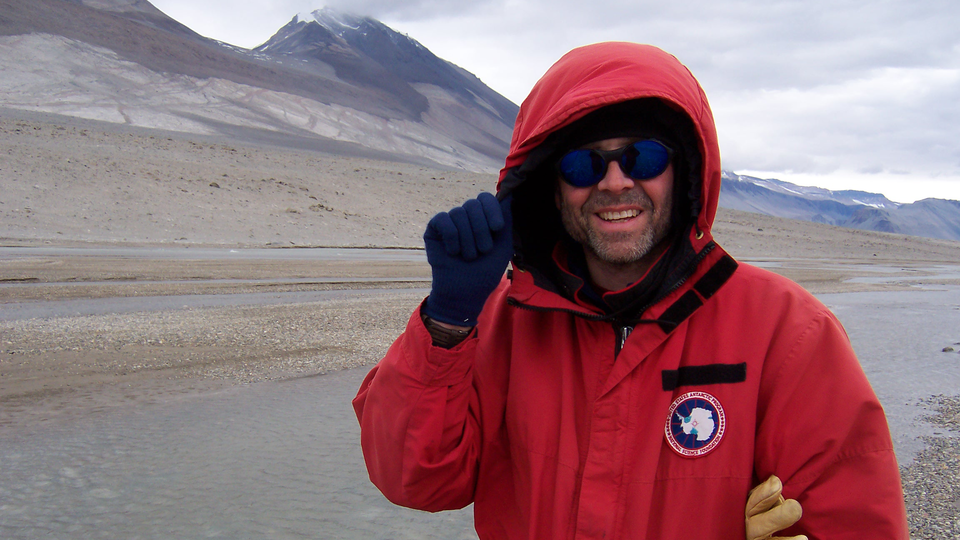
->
[557, 139, 674, 188]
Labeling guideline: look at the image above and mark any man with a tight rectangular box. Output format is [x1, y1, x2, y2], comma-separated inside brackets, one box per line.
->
[353, 42, 908, 539]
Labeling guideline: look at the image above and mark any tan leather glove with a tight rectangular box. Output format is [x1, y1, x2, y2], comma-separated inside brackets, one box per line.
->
[745, 475, 807, 540]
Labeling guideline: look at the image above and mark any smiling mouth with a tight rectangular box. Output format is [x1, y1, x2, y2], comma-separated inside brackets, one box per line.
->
[598, 209, 640, 222]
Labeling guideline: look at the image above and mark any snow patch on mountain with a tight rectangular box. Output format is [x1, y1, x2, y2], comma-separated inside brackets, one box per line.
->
[723, 171, 901, 209]
[314, 8, 364, 33]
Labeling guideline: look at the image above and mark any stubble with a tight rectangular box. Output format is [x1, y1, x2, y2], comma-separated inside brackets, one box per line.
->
[558, 189, 673, 266]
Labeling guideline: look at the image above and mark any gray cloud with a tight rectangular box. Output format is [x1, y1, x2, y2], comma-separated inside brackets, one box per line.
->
[318, 0, 499, 20]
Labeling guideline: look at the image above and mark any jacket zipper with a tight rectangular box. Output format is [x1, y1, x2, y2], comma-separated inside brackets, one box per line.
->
[507, 240, 718, 355]
[509, 298, 637, 358]
[506, 297, 609, 322]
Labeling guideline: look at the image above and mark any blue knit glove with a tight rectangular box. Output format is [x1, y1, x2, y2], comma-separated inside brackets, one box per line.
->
[423, 193, 513, 327]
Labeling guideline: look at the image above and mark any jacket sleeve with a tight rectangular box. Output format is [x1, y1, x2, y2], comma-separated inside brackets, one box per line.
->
[352, 303, 482, 512]
[753, 307, 909, 539]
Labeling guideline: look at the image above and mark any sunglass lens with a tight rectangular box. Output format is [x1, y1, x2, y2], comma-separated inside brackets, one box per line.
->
[559, 140, 671, 186]
[559, 149, 605, 187]
[623, 140, 670, 180]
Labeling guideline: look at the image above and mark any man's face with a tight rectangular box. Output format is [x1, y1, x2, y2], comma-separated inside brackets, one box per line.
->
[555, 137, 674, 267]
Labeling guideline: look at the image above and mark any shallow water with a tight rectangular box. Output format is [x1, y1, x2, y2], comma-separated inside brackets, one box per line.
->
[0, 368, 476, 540]
[2, 275, 958, 538]
[820, 283, 960, 464]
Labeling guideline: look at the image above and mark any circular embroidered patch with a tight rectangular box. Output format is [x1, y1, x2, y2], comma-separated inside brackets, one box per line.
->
[665, 391, 726, 457]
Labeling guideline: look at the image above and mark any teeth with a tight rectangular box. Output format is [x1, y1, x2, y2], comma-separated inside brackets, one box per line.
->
[599, 209, 640, 221]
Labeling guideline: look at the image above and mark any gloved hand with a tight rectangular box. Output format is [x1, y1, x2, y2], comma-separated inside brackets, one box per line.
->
[745, 476, 807, 540]
[423, 193, 513, 327]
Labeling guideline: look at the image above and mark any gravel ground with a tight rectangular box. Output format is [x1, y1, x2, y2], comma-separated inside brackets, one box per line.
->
[901, 395, 960, 538]
[0, 288, 425, 427]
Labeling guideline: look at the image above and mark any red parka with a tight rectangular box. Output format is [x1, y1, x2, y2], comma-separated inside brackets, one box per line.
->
[354, 42, 908, 539]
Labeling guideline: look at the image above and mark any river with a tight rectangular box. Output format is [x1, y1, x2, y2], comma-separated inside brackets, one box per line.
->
[1, 257, 958, 539]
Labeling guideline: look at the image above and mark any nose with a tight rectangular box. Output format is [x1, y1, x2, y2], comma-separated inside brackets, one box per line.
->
[596, 161, 636, 193]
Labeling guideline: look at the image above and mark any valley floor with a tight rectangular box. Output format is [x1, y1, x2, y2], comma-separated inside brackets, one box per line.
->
[2, 109, 960, 537]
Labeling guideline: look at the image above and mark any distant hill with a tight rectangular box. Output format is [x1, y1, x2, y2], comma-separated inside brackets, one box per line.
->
[255, 8, 518, 166]
[0, 0, 517, 172]
[720, 171, 960, 241]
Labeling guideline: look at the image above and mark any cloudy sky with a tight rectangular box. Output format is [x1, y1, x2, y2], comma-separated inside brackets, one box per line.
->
[149, 0, 960, 203]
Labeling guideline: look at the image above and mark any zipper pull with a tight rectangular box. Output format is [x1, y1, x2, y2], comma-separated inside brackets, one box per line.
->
[621, 326, 634, 348]
[618, 325, 634, 352]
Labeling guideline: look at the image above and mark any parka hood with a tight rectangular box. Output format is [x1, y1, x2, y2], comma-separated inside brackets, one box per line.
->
[497, 42, 721, 238]
[495, 42, 723, 315]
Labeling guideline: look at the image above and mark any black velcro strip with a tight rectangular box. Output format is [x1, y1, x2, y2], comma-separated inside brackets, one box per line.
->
[662, 363, 747, 391]
[694, 255, 738, 299]
[656, 290, 703, 333]
[655, 256, 737, 334]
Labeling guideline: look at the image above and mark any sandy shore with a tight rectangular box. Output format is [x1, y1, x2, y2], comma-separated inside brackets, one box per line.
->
[3, 108, 960, 537]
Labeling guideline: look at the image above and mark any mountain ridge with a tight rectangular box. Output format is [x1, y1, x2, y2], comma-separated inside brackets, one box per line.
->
[0, 0, 956, 242]
[0, 0, 517, 172]
[720, 171, 960, 241]
[255, 7, 516, 162]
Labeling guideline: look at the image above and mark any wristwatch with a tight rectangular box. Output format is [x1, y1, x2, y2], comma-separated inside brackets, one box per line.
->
[422, 314, 474, 348]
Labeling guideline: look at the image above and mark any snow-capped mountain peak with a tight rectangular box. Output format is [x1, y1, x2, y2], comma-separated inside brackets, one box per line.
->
[313, 7, 365, 33]
[722, 171, 900, 209]
[719, 170, 960, 241]
[291, 8, 382, 39]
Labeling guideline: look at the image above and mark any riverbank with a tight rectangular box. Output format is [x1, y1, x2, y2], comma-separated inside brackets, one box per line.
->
[4, 247, 959, 426]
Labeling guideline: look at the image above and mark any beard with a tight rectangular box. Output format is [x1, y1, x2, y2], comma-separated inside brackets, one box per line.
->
[558, 189, 673, 266]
